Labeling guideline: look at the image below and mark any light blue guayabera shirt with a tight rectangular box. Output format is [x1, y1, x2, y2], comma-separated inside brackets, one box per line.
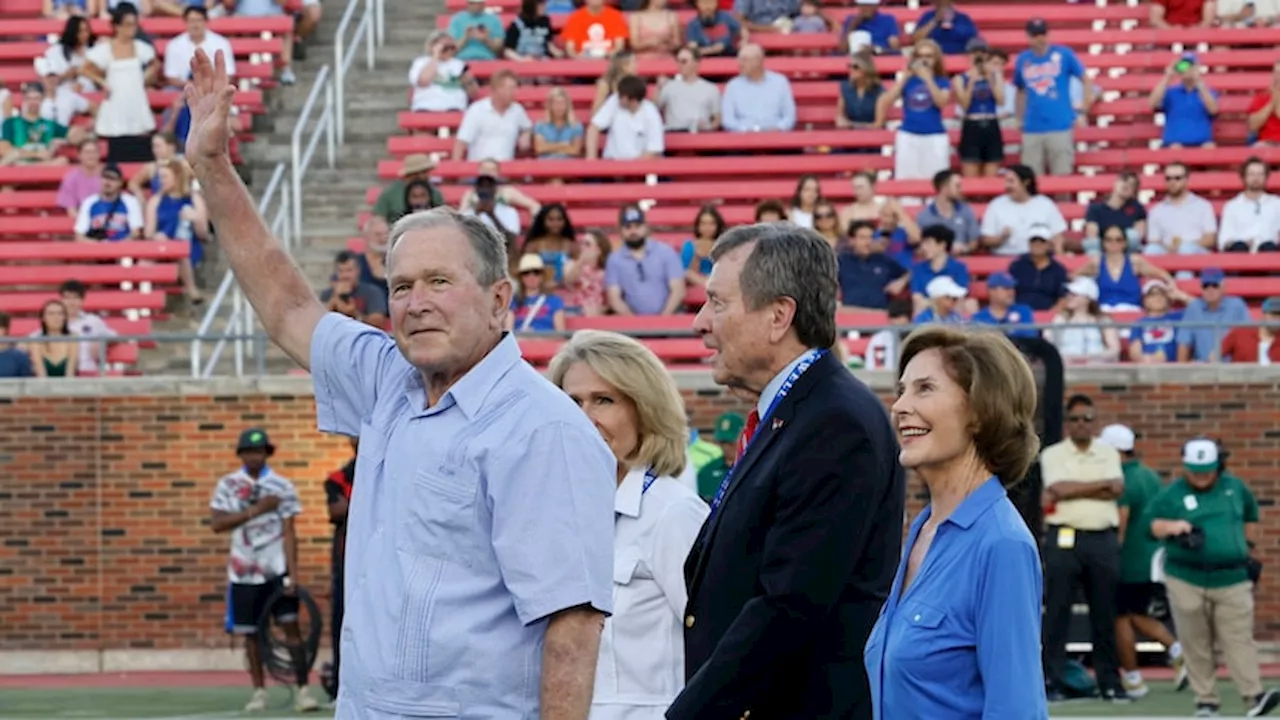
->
[1176, 295, 1250, 361]
[864, 478, 1047, 720]
[311, 313, 616, 719]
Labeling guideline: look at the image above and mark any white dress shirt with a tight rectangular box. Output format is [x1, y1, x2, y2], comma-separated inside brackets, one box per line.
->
[591, 95, 665, 160]
[1218, 192, 1280, 251]
[163, 30, 236, 83]
[455, 98, 532, 162]
[590, 468, 708, 720]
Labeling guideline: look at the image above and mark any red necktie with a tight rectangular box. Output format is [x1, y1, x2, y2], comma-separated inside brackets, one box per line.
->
[737, 409, 760, 459]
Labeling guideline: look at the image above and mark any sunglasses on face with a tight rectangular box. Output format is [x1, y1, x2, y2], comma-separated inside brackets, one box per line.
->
[1068, 414, 1094, 423]
[1165, 174, 1186, 181]
[1202, 282, 1221, 289]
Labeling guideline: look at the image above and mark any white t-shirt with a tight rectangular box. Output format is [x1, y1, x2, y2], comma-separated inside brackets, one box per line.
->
[1218, 192, 1280, 251]
[1145, 192, 1218, 256]
[407, 56, 469, 112]
[163, 31, 236, 83]
[209, 468, 302, 585]
[461, 203, 521, 236]
[456, 98, 532, 162]
[73, 192, 145, 237]
[979, 194, 1068, 256]
[591, 95, 665, 160]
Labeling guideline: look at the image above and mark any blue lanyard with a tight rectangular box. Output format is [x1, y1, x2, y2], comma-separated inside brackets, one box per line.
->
[641, 467, 658, 495]
[707, 349, 827, 518]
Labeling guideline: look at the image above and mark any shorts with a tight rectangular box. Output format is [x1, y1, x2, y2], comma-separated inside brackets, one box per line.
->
[227, 577, 298, 635]
[1117, 581, 1169, 618]
[958, 118, 1004, 164]
[893, 131, 950, 181]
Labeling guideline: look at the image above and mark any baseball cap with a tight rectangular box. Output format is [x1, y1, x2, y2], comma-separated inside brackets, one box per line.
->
[517, 254, 545, 274]
[101, 163, 124, 180]
[1142, 279, 1169, 295]
[619, 205, 646, 226]
[965, 37, 990, 53]
[926, 276, 968, 300]
[1182, 438, 1219, 473]
[236, 428, 275, 454]
[1026, 17, 1048, 35]
[1066, 276, 1099, 301]
[1200, 267, 1225, 285]
[1099, 424, 1135, 453]
[1027, 223, 1053, 242]
[713, 412, 746, 443]
[854, 0, 880, 5]
[1262, 296, 1280, 314]
[987, 271, 1016, 289]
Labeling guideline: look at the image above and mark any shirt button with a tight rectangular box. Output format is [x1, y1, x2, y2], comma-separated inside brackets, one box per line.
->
[685, 615, 695, 628]
[914, 614, 922, 622]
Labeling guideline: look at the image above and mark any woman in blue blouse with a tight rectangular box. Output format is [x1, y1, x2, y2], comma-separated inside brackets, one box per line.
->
[143, 159, 208, 306]
[532, 87, 584, 159]
[680, 205, 723, 288]
[866, 325, 1048, 720]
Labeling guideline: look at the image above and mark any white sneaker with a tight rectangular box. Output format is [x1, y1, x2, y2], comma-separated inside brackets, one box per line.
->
[1121, 674, 1150, 698]
[1172, 653, 1189, 691]
[244, 688, 269, 712]
[295, 685, 321, 713]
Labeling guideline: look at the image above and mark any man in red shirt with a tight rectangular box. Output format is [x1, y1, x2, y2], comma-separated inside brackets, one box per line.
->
[1221, 296, 1280, 363]
[1149, 0, 1212, 26]
[1247, 61, 1280, 145]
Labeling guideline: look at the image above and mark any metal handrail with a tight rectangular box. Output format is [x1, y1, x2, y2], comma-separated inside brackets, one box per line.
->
[290, 63, 337, 241]
[333, 0, 378, 143]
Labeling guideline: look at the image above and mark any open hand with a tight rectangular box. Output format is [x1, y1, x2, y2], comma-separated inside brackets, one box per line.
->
[183, 49, 236, 163]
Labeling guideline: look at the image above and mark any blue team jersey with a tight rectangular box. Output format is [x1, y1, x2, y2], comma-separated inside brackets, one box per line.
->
[972, 304, 1038, 338]
[901, 75, 950, 136]
[1014, 45, 1085, 134]
[1133, 312, 1182, 361]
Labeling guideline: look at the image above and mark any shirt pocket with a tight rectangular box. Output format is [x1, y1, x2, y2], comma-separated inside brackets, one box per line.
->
[891, 601, 949, 662]
[360, 673, 460, 718]
[401, 464, 481, 566]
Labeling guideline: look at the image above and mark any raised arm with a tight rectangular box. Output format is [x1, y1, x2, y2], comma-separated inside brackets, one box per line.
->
[184, 49, 323, 369]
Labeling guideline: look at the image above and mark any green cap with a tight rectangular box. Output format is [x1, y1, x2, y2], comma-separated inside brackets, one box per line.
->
[236, 428, 275, 454]
[712, 412, 746, 443]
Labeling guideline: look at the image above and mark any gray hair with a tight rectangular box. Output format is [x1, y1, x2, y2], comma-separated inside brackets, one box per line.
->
[710, 222, 838, 349]
[387, 207, 509, 287]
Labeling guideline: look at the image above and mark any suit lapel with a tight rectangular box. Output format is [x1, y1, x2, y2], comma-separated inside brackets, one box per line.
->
[686, 353, 841, 598]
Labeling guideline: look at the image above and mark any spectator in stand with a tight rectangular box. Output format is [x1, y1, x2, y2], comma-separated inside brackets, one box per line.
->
[448, 0, 506, 60]
[33, 64, 89, 147]
[1221, 296, 1280, 364]
[791, 0, 830, 34]
[506, 254, 567, 332]
[563, 0, 629, 58]
[319, 251, 389, 329]
[988, 48, 1018, 124]
[837, 219, 908, 311]
[1177, 268, 1251, 362]
[911, 0, 978, 55]
[28, 300, 78, 378]
[862, 298, 912, 370]
[0, 83, 67, 167]
[1128, 280, 1183, 364]
[566, 230, 610, 316]
[1145, 161, 1217, 256]
[45, 280, 116, 375]
[721, 43, 796, 133]
[0, 313, 35, 379]
[811, 200, 843, 249]
[523, 203, 576, 286]
[685, 0, 742, 57]
[605, 205, 686, 316]
[916, 170, 980, 253]
[163, 7, 234, 88]
[909, 225, 969, 314]
[505, 0, 561, 61]
[837, 0, 900, 56]
[74, 163, 143, 242]
[954, 38, 1006, 178]
[1214, 0, 1279, 25]
[879, 40, 951, 181]
[38, 17, 97, 128]
[44, 0, 100, 18]
[1084, 172, 1146, 254]
[972, 272, 1037, 338]
[454, 70, 532, 162]
[586, 75, 665, 160]
[979, 164, 1067, 255]
[128, 133, 180, 199]
[839, 170, 915, 235]
[1150, 53, 1218, 150]
[915, 276, 967, 324]
[371, 154, 442, 223]
[1014, 18, 1091, 177]
[733, 0, 799, 32]
[659, 47, 721, 133]
[403, 180, 441, 220]
[874, 202, 917, 267]
[56, 137, 104, 216]
[788, 174, 823, 228]
[592, 52, 638, 114]
[1247, 60, 1280, 146]
[82, 3, 159, 162]
[1047, 277, 1120, 364]
[458, 159, 541, 217]
[1009, 227, 1068, 312]
[409, 31, 476, 114]
[356, 215, 389, 307]
[144, 159, 210, 306]
[630, 0, 682, 56]
[1149, 0, 1213, 27]
[683, 204, 725, 287]
[835, 52, 885, 133]
[1219, 156, 1280, 252]
[533, 88, 585, 160]
[461, 171, 522, 241]
[755, 199, 788, 223]
[1075, 225, 1183, 313]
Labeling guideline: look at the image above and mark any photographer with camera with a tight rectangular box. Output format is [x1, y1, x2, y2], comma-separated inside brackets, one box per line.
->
[877, 39, 951, 180]
[319, 251, 388, 330]
[953, 37, 1006, 178]
[1149, 437, 1279, 718]
[73, 163, 144, 242]
[1149, 52, 1219, 149]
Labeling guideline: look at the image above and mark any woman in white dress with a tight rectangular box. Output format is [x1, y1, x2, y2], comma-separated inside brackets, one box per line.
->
[81, 2, 158, 162]
[549, 330, 710, 720]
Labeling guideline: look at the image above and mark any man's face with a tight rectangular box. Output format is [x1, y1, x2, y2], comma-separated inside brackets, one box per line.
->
[943, 174, 963, 201]
[364, 217, 389, 253]
[1264, 309, 1280, 330]
[185, 11, 207, 38]
[1201, 281, 1223, 304]
[466, 0, 484, 15]
[1066, 404, 1095, 443]
[386, 224, 509, 372]
[738, 49, 763, 76]
[919, 236, 945, 260]
[620, 95, 641, 113]
[21, 88, 43, 116]
[693, 243, 777, 390]
[1029, 237, 1049, 258]
[620, 220, 647, 245]
[676, 50, 698, 75]
[933, 295, 956, 316]
[1003, 172, 1026, 198]
[238, 448, 268, 473]
[851, 227, 875, 253]
[1164, 165, 1188, 196]
[335, 259, 360, 286]
[586, 0, 604, 11]
[101, 173, 122, 197]
[491, 77, 517, 105]
[1028, 31, 1048, 53]
[1185, 469, 1217, 491]
[695, 0, 716, 15]
[1114, 176, 1136, 201]
[1244, 163, 1268, 192]
[989, 286, 1014, 308]
[59, 291, 84, 318]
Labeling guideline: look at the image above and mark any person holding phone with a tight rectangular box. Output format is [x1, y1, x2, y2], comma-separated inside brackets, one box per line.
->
[954, 37, 1006, 177]
[877, 39, 951, 180]
[1149, 52, 1219, 148]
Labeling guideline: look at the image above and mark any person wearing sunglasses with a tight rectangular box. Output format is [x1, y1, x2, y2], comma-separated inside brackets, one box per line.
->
[1145, 161, 1218, 256]
[1039, 393, 1130, 704]
[1176, 267, 1252, 362]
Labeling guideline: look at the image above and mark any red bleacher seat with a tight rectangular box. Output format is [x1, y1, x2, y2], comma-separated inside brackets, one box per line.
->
[0, 290, 165, 314]
[0, 241, 189, 262]
[7, 316, 150, 336]
[0, 15, 294, 39]
[0, 264, 178, 286]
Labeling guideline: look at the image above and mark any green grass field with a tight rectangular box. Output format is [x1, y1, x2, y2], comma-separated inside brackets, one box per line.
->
[0, 680, 1261, 719]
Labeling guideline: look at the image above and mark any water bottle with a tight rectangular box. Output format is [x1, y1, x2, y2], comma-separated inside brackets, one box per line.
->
[176, 216, 193, 243]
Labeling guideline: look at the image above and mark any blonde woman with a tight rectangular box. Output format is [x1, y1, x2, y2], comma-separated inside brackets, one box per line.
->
[593, 51, 638, 114]
[144, 159, 209, 305]
[550, 330, 709, 720]
[877, 38, 952, 180]
[533, 87, 584, 159]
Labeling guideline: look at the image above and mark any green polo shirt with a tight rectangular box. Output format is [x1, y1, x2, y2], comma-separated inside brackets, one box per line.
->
[371, 179, 444, 222]
[1149, 472, 1258, 588]
[1117, 459, 1165, 584]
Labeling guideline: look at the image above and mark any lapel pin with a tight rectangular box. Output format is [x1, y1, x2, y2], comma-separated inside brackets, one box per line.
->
[772, 418, 784, 430]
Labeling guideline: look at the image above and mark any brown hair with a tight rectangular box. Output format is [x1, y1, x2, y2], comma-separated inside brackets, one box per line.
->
[897, 326, 1041, 486]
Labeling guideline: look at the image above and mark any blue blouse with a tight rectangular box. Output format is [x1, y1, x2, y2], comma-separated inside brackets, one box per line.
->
[865, 478, 1048, 720]
[533, 121, 583, 159]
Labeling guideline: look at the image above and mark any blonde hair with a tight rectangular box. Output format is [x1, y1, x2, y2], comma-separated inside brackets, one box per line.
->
[543, 86, 580, 127]
[160, 158, 193, 197]
[548, 330, 688, 478]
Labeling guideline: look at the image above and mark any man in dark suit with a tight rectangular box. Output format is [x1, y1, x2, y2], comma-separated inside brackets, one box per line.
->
[668, 223, 906, 720]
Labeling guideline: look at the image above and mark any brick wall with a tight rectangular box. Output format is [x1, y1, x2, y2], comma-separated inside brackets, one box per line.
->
[0, 376, 1277, 656]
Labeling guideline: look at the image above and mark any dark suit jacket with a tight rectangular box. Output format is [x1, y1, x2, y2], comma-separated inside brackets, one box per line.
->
[667, 351, 906, 720]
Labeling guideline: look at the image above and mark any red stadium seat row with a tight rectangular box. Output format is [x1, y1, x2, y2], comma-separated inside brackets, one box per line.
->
[0, 15, 294, 38]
